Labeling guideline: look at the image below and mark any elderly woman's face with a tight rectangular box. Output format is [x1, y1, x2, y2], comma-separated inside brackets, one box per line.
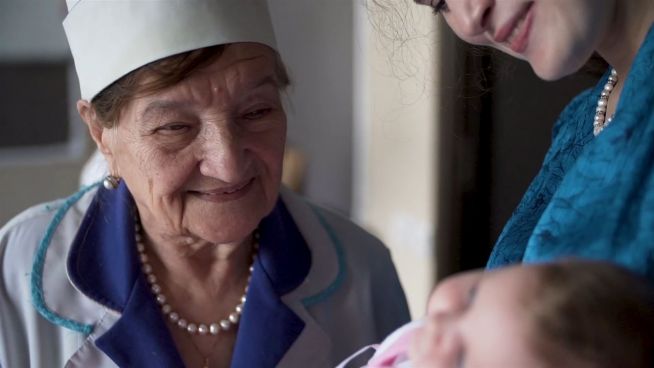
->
[103, 43, 286, 244]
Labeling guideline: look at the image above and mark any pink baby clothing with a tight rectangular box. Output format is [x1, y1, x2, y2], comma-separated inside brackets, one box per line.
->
[336, 319, 424, 368]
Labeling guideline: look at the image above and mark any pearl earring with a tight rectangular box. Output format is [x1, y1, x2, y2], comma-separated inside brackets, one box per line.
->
[103, 175, 120, 190]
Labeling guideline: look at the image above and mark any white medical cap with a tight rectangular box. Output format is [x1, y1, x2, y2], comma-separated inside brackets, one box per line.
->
[63, 0, 278, 100]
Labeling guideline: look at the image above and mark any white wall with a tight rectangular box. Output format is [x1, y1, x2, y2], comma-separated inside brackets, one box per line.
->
[353, 0, 439, 318]
[272, 0, 440, 318]
[269, 0, 355, 216]
[0, 0, 69, 60]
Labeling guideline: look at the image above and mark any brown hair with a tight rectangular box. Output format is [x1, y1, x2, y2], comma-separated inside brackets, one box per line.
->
[91, 44, 291, 127]
[525, 261, 654, 368]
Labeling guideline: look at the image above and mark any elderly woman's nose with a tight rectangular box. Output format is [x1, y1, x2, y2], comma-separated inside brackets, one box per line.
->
[455, 0, 494, 38]
[198, 127, 248, 181]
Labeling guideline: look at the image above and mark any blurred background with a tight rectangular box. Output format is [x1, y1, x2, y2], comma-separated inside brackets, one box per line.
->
[0, 0, 599, 318]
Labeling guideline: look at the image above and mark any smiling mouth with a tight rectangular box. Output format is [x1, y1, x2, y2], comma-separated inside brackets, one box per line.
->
[495, 2, 534, 53]
[189, 178, 255, 202]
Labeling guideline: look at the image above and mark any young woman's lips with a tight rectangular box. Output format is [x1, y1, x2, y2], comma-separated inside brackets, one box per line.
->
[190, 178, 255, 202]
[495, 2, 535, 54]
[508, 5, 534, 53]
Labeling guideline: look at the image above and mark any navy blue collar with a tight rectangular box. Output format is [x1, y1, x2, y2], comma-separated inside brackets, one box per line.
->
[68, 182, 311, 367]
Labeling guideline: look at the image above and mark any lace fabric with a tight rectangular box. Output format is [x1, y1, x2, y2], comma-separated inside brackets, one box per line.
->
[488, 24, 654, 280]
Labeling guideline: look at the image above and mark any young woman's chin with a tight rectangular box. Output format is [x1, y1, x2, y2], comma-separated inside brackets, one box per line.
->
[527, 46, 595, 81]
[529, 62, 571, 82]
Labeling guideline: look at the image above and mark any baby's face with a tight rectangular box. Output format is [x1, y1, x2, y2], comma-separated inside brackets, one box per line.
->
[410, 266, 544, 368]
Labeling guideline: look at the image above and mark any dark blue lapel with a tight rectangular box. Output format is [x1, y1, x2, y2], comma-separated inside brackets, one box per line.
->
[231, 199, 311, 367]
[67, 182, 184, 367]
[68, 183, 311, 367]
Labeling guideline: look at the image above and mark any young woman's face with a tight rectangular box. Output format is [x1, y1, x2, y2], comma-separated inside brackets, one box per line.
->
[410, 266, 543, 368]
[416, 0, 615, 80]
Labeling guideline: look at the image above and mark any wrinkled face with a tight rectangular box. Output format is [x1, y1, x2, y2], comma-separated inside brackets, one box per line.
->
[415, 0, 615, 80]
[102, 43, 286, 245]
[410, 266, 543, 368]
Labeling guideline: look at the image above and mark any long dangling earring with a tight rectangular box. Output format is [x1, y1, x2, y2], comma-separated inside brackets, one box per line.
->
[103, 175, 120, 190]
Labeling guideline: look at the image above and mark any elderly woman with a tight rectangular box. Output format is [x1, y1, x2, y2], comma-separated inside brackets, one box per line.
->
[0, 1, 410, 367]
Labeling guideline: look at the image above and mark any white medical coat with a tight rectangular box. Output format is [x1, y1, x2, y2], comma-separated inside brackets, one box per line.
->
[0, 185, 410, 367]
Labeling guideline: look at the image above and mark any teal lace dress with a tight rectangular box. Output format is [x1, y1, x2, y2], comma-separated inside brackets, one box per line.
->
[487, 24, 654, 281]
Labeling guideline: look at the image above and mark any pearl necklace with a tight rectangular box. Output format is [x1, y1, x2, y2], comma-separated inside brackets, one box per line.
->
[134, 218, 257, 337]
[594, 69, 618, 136]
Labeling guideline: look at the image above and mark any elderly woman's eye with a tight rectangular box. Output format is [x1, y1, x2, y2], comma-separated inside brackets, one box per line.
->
[156, 123, 190, 134]
[243, 108, 272, 120]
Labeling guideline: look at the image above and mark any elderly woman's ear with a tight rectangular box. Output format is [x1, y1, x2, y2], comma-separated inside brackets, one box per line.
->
[77, 99, 116, 165]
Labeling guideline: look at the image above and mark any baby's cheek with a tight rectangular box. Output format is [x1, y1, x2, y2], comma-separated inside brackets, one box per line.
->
[409, 322, 439, 368]
[408, 325, 426, 363]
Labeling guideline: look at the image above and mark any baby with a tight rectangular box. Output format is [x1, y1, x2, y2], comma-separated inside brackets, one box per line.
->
[339, 260, 654, 368]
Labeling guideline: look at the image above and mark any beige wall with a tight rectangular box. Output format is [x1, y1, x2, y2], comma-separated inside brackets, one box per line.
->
[0, 0, 90, 225]
[353, 1, 440, 318]
[0, 159, 89, 224]
[269, 0, 355, 215]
